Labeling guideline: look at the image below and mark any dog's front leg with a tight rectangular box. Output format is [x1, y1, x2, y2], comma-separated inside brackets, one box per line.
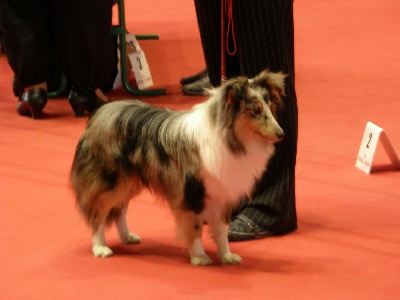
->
[189, 238, 213, 266]
[116, 206, 141, 245]
[214, 222, 242, 264]
[205, 204, 242, 264]
[174, 210, 212, 265]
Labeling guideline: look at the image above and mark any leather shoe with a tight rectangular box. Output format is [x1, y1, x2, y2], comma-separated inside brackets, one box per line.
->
[13, 76, 23, 97]
[86, 94, 109, 114]
[228, 214, 273, 241]
[180, 68, 208, 85]
[69, 89, 90, 117]
[182, 75, 212, 96]
[16, 88, 47, 119]
[69, 88, 109, 117]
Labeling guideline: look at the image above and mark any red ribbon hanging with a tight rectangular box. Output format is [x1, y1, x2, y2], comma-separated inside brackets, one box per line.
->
[221, 0, 237, 82]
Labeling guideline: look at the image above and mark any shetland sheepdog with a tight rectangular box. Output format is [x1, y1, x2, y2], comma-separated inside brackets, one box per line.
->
[70, 70, 286, 266]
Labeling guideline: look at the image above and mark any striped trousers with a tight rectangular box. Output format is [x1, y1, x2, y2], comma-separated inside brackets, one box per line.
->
[194, 0, 298, 234]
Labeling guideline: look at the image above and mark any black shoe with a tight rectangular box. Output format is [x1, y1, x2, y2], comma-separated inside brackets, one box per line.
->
[16, 88, 47, 119]
[12, 76, 23, 98]
[86, 94, 110, 114]
[182, 76, 212, 96]
[69, 89, 90, 117]
[180, 68, 208, 85]
[228, 214, 273, 242]
[69, 88, 109, 117]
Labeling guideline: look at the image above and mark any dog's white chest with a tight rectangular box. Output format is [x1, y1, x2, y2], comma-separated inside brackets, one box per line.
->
[201, 138, 275, 203]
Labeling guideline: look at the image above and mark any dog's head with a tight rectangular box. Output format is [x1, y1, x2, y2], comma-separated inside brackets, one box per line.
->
[221, 70, 286, 144]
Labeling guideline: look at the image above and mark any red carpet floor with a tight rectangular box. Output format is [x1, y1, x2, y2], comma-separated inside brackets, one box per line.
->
[1, 1, 399, 299]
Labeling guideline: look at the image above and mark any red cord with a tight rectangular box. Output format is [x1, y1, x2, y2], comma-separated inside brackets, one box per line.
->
[221, 0, 237, 81]
[224, 0, 237, 56]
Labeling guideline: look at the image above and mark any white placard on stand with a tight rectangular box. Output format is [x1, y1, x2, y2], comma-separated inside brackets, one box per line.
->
[355, 121, 400, 174]
[128, 50, 153, 90]
[113, 33, 154, 90]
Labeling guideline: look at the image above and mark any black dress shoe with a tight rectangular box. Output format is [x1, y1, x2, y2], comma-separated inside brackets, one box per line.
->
[180, 68, 208, 85]
[228, 214, 273, 241]
[182, 76, 212, 96]
[69, 89, 90, 118]
[86, 94, 109, 114]
[69, 88, 109, 117]
[16, 88, 47, 119]
[12, 76, 23, 98]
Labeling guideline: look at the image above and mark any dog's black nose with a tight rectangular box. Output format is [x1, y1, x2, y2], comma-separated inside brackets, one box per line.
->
[276, 130, 285, 139]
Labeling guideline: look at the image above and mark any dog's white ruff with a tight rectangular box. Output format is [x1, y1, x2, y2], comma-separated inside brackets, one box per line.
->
[184, 99, 275, 205]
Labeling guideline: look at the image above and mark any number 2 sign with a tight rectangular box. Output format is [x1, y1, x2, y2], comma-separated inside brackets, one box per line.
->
[355, 121, 400, 174]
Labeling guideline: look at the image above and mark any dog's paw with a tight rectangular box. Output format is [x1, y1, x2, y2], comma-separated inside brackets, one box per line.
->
[121, 233, 141, 245]
[220, 253, 242, 265]
[92, 245, 113, 258]
[190, 254, 213, 266]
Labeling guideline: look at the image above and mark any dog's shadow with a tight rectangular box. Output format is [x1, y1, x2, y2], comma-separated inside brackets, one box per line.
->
[111, 240, 188, 262]
[74, 238, 296, 274]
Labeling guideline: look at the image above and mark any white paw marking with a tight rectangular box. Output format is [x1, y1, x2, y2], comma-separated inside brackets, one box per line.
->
[122, 233, 141, 245]
[92, 245, 113, 258]
[220, 253, 242, 264]
[190, 254, 213, 266]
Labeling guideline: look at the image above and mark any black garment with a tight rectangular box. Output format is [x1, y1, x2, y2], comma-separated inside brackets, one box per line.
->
[194, 0, 298, 234]
[0, 0, 114, 94]
[53, 0, 115, 95]
[0, 0, 56, 88]
[0, 28, 6, 53]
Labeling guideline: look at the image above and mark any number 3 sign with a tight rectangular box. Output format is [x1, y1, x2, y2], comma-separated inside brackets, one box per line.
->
[355, 121, 400, 174]
[113, 33, 154, 90]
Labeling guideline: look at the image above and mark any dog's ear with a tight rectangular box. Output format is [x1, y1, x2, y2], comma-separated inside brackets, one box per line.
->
[224, 77, 248, 107]
[218, 77, 248, 130]
[254, 70, 287, 118]
[255, 69, 286, 97]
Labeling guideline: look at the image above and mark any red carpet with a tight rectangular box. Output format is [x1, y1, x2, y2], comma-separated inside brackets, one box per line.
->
[1, 1, 399, 299]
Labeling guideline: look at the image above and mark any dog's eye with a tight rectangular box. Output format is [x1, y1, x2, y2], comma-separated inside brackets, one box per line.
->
[253, 104, 263, 115]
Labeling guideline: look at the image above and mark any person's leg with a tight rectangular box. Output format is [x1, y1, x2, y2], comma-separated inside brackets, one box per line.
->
[193, 0, 240, 87]
[0, 0, 54, 88]
[0, 29, 4, 54]
[0, 0, 53, 118]
[53, 0, 114, 116]
[228, 0, 298, 239]
[193, 0, 221, 87]
[193, 0, 297, 238]
[53, 0, 114, 93]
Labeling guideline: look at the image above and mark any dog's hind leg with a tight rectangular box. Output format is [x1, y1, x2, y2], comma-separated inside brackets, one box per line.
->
[92, 224, 113, 257]
[87, 194, 114, 257]
[116, 206, 141, 245]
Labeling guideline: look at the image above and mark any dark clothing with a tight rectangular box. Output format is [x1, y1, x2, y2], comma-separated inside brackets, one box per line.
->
[0, 0, 114, 93]
[0, 0, 56, 88]
[194, 0, 298, 234]
[53, 0, 115, 94]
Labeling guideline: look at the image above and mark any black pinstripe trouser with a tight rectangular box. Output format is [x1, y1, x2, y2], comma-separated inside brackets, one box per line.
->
[194, 0, 298, 234]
